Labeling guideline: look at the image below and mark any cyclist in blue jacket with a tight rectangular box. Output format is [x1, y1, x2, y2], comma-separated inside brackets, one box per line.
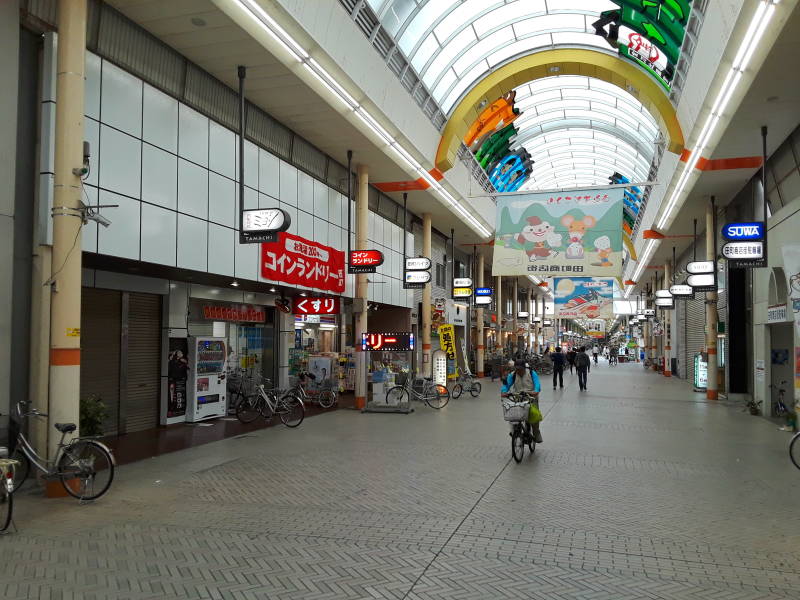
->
[501, 359, 543, 443]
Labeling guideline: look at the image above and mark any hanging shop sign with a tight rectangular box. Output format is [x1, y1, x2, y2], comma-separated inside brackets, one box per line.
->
[261, 232, 345, 293]
[554, 277, 614, 319]
[405, 257, 431, 270]
[722, 241, 765, 268]
[687, 261, 714, 274]
[292, 296, 340, 315]
[202, 304, 266, 323]
[722, 222, 765, 241]
[654, 298, 674, 309]
[475, 296, 492, 305]
[438, 324, 456, 360]
[361, 332, 415, 352]
[240, 208, 291, 243]
[518, 311, 529, 318]
[453, 278, 473, 288]
[348, 249, 384, 274]
[404, 270, 431, 289]
[686, 273, 716, 292]
[532, 317, 542, 323]
[493, 188, 625, 278]
[655, 289, 672, 298]
[642, 308, 655, 317]
[669, 284, 694, 298]
[475, 287, 492, 296]
[474, 287, 492, 305]
[452, 287, 473, 298]
[767, 304, 788, 324]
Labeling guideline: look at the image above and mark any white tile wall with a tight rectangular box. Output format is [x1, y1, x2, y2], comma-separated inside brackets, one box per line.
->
[79, 51, 413, 308]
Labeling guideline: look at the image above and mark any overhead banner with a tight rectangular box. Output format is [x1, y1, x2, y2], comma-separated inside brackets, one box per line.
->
[554, 278, 614, 319]
[493, 189, 624, 277]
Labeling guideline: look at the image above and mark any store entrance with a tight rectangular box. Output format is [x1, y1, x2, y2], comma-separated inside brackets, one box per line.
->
[768, 322, 793, 419]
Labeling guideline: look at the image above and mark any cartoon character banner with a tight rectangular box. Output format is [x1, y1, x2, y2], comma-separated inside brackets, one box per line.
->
[554, 278, 615, 319]
[492, 189, 625, 277]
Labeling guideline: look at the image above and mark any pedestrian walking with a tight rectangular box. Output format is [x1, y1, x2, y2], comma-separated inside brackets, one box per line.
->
[550, 346, 565, 389]
[592, 344, 600, 365]
[576, 346, 591, 391]
[567, 348, 576, 374]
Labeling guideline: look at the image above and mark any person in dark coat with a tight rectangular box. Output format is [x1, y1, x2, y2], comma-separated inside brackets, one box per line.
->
[550, 346, 565, 390]
[575, 346, 591, 391]
[567, 349, 577, 374]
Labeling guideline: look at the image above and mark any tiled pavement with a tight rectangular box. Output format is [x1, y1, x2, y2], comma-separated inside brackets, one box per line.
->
[2, 363, 799, 599]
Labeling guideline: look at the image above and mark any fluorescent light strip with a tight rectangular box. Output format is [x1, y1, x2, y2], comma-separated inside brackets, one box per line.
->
[655, 0, 777, 232]
[232, 0, 493, 239]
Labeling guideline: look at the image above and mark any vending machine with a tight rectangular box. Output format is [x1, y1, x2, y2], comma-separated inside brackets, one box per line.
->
[187, 336, 227, 422]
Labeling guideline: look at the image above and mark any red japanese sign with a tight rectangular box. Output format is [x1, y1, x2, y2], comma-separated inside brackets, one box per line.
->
[361, 332, 415, 352]
[292, 296, 340, 315]
[349, 249, 383, 274]
[261, 232, 345, 294]
[202, 305, 266, 322]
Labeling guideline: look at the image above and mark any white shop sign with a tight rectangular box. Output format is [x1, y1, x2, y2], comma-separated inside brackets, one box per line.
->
[767, 303, 788, 323]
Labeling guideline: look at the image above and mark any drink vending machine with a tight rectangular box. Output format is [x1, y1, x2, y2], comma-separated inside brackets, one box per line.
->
[187, 336, 227, 422]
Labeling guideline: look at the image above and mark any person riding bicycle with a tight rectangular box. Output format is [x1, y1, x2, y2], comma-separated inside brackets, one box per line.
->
[501, 359, 543, 443]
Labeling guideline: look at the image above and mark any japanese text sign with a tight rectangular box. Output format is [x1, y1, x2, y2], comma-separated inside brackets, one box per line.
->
[361, 332, 415, 352]
[438, 324, 456, 360]
[261, 232, 345, 294]
[292, 296, 340, 315]
[202, 305, 265, 323]
[348, 249, 384, 274]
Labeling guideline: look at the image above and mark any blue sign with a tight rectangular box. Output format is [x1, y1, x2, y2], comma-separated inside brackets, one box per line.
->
[722, 222, 764, 241]
[474, 287, 493, 296]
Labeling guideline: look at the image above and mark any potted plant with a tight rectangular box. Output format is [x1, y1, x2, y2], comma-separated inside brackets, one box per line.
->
[80, 394, 106, 437]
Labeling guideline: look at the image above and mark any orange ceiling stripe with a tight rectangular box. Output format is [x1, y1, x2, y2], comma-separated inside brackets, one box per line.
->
[679, 150, 763, 171]
[373, 168, 445, 193]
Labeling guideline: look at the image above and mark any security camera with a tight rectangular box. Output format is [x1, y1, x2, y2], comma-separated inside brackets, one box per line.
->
[90, 212, 112, 228]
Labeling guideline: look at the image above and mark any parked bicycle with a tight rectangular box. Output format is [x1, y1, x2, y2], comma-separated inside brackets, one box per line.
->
[288, 372, 337, 409]
[236, 382, 305, 427]
[790, 430, 800, 471]
[386, 374, 450, 409]
[227, 369, 271, 413]
[0, 447, 18, 533]
[501, 392, 537, 463]
[772, 380, 790, 419]
[451, 368, 482, 399]
[7, 401, 116, 502]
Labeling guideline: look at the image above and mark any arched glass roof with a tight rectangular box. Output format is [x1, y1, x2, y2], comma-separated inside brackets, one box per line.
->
[512, 75, 660, 190]
[365, 0, 620, 113]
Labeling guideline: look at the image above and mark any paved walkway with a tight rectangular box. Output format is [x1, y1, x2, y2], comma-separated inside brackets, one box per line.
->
[2, 363, 799, 599]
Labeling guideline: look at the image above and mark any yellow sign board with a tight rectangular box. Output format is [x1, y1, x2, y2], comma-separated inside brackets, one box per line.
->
[438, 324, 456, 360]
[452, 287, 473, 298]
[66, 328, 81, 337]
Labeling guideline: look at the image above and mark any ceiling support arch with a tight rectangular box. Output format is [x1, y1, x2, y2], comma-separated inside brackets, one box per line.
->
[435, 48, 684, 173]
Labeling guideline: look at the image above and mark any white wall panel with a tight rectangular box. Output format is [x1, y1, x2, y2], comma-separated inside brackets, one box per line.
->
[178, 104, 208, 167]
[258, 149, 279, 199]
[208, 172, 235, 227]
[84, 51, 101, 121]
[100, 60, 142, 137]
[84, 118, 99, 187]
[279, 160, 298, 206]
[259, 192, 279, 209]
[314, 217, 328, 246]
[297, 210, 313, 240]
[209, 121, 236, 179]
[140, 203, 176, 266]
[235, 237, 258, 281]
[244, 140, 258, 188]
[312, 179, 328, 220]
[141, 143, 177, 210]
[297, 171, 314, 213]
[99, 125, 141, 199]
[280, 202, 298, 235]
[178, 158, 208, 219]
[177, 214, 208, 272]
[142, 84, 178, 154]
[208, 223, 234, 275]
[98, 190, 140, 260]
[326, 188, 340, 226]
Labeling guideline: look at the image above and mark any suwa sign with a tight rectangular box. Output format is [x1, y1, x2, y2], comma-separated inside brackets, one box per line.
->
[722, 221, 766, 269]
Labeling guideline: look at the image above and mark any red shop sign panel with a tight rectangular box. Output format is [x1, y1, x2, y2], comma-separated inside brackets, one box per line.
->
[292, 296, 340, 315]
[261, 232, 345, 294]
[202, 304, 266, 322]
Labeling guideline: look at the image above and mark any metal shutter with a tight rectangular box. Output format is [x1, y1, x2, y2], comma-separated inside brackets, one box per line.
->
[676, 300, 687, 379]
[123, 293, 162, 433]
[80, 288, 121, 436]
[685, 297, 706, 385]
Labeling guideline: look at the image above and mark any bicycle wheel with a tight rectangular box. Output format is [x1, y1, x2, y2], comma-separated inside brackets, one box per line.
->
[452, 383, 463, 399]
[318, 390, 337, 409]
[385, 386, 409, 405]
[469, 381, 482, 397]
[57, 440, 115, 501]
[278, 395, 304, 428]
[10, 449, 30, 491]
[426, 384, 450, 409]
[0, 481, 12, 533]
[511, 428, 525, 463]
[236, 394, 261, 423]
[790, 432, 800, 471]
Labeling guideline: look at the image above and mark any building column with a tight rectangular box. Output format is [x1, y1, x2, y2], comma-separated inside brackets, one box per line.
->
[421, 213, 432, 377]
[664, 261, 672, 376]
[533, 292, 539, 352]
[476, 253, 485, 376]
[512, 278, 518, 354]
[526, 287, 532, 351]
[48, 0, 87, 459]
[354, 164, 369, 409]
[495, 275, 502, 354]
[706, 200, 719, 400]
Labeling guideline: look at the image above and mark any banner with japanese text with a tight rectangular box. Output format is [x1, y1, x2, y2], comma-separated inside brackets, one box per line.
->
[492, 189, 625, 277]
[554, 277, 615, 319]
[261, 232, 345, 294]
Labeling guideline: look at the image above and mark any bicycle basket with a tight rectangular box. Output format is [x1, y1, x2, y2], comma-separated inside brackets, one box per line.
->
[502, 400, 530, 422]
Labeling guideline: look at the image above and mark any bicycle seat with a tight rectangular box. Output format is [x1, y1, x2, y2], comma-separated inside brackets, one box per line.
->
[54, 422, 77, 434]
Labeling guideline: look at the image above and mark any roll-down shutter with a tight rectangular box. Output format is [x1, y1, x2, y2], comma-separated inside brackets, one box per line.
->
[686, 297, 706, 385]
[123, 293, 162, 433]
[81, 288, 121, 436]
